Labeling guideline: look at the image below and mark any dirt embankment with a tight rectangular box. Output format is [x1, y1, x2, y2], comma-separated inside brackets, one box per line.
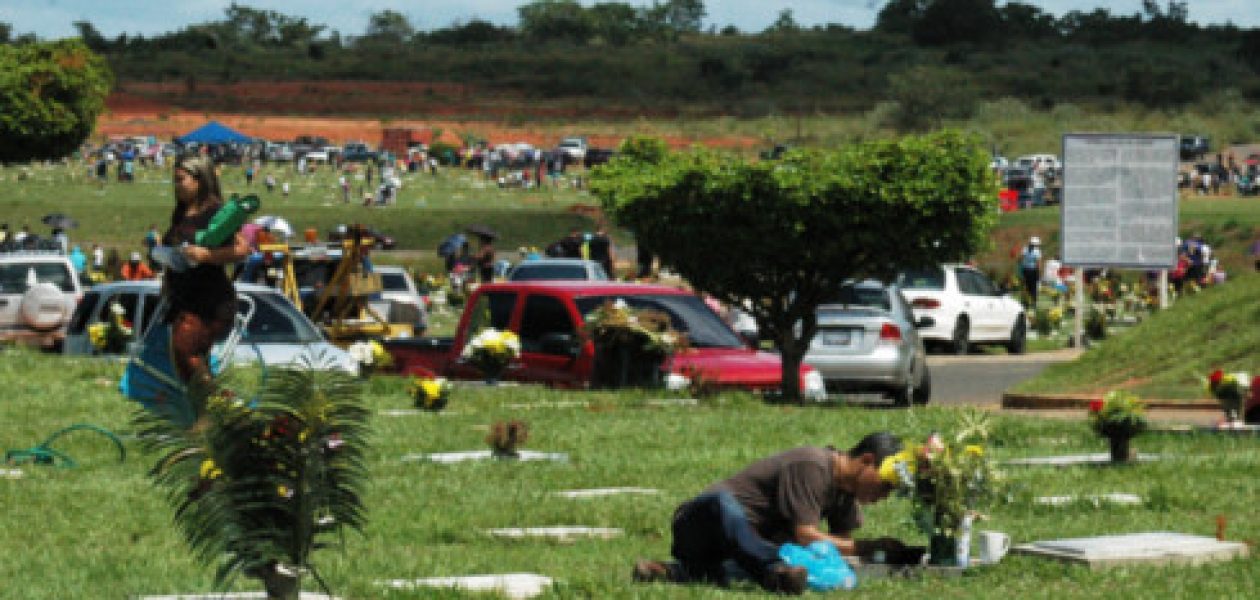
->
[100, 80, 760, 150]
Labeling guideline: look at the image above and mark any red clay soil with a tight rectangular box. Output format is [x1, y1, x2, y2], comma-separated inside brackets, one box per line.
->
[100, 80, 760, 150]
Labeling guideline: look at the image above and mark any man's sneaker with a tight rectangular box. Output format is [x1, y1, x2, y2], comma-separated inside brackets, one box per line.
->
[632, 559, 674, 583]
[762, 564, 808, 595]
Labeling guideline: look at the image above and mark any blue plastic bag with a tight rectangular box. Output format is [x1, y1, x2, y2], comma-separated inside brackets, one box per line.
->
[778, 541, 858, 591]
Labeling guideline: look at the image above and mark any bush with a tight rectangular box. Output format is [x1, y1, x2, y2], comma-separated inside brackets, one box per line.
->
[1085, 307, 1108, 340]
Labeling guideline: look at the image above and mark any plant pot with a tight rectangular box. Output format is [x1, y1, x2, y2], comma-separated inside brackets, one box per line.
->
[928, 534, 957, 566]
[1107, 434, 1133, 464]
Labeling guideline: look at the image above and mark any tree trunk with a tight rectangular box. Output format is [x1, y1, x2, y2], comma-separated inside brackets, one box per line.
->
[778, 333, 803, 402]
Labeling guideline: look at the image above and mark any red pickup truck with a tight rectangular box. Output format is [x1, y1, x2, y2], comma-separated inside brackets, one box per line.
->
[381, 281, 825, 397]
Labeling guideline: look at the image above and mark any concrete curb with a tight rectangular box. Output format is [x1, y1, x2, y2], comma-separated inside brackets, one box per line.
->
[1001, 392, 1221, 411]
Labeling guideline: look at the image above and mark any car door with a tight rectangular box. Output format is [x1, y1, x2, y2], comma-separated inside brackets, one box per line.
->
[955, 268, 999, 340]
[515, 292, 582, 387]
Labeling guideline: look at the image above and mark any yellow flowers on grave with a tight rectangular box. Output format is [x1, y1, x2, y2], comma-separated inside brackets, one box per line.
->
[461, 328, 520, 380]
[348, 339, 393, 373]
[199, 459, 222, 480]
[898, 411, 1003, 540]
[88, 301, 133, 353]
[1088, 390, 1148, 438]
[409, 376, 452, 411]
[584, 298, 684, 356]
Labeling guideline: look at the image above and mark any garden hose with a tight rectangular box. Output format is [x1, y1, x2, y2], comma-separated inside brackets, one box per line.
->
[4, 424, 126, 468]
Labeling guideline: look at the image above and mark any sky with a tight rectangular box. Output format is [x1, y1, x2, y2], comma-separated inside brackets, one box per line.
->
[2, 0, 1257, 40]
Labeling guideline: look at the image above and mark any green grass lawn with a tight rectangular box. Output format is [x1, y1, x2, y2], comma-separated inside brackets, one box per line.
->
[1014, 271, 1260, 400]
[1, 347, 1257, 598]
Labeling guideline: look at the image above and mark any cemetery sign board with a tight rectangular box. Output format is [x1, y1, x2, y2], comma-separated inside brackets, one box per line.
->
[1060, 134, 1178, 268]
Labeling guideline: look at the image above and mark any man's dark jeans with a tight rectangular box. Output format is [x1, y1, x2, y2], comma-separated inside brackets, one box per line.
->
[670, 490, 780, 585]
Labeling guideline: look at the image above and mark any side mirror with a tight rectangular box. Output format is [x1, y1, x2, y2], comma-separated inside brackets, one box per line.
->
[915, 316, 936, 329]
[540, 332, 580, 357]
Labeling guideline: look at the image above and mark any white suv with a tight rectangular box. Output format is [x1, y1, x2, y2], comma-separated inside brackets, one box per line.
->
[897, 264, 1026, 355]
[0, 250, 84, 349]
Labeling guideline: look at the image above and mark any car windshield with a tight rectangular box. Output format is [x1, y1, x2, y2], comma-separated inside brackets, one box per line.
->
[239, 292, 323, 344]
[898, 267, 946, 290]
[822, 284, 890, 310]
[575, 294, 744, 349]
[0, 262, 76, 294]
[511, 264, 597, 281]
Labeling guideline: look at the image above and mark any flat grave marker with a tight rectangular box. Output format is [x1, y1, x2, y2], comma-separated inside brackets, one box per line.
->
[378, 409, 458, 417]
[502, 400, 589, 410]
[376, 573, 552, 599]
[402, 450, 569, 464]
[1, 468, 23, 479]
[1013, 532, 1248, 569]
[486, 526, 623, 541]
[1001, 453, 1160, 467]
[1035, 493, 1143, 507]
[552, 487, 660, 499]
[140, 593, 337, 600]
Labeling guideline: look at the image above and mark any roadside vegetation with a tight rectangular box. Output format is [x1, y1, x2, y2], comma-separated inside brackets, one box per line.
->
[0, 347, 1256, 598]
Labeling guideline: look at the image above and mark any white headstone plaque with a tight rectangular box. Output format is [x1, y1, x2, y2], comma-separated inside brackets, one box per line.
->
[1061, 134, 1178, 268]
[1014, 532, 1248, 569]
[486, 526, 623, 541]
[377, 574, 553, 599]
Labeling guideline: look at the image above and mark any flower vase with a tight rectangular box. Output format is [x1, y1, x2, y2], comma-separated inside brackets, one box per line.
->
[1107, 434, 1133, 464]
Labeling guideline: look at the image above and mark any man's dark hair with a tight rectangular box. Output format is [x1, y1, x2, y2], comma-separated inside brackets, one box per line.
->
[848, 432, 903, 464]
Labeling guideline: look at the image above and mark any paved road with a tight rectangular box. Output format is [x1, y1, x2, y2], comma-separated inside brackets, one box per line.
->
[925, 349, 1082, 407]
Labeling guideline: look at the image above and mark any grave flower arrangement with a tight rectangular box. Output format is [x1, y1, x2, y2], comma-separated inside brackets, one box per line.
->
[880, 411, 1001, 565]
[135, 355, 370, 600]
[461, 328, 520, 381]
[88, 301, 133, 354]
[409, 375, 452, 411]
[347, 340, 392, 374]
[584, 298, 685, 388]
[1205, 369, 1250, 424]
[1088, 390, 1147, 463]
[487, 419, 529, 459]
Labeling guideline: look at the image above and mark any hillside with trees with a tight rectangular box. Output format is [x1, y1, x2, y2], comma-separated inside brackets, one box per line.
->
[5, 0, 1260, 121]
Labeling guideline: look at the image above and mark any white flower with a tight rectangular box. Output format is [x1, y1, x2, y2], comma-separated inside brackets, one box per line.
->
[664, 373, 691, 391]
[348, 341, 374, 366]
[613, 298, 628, 311]
[109, 302, 125, 316]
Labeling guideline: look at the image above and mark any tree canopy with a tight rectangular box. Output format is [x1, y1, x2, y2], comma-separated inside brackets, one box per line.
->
[0, 39, 112, 162]
[591, 131, 997, 399]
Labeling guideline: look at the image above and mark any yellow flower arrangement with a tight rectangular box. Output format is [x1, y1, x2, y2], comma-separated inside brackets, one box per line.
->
[461, 328, 520, 379]
[408, 376, 452, 410]
[88, 302, 133, 353]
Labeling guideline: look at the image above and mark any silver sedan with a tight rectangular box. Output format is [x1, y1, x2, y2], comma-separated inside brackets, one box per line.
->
[803, 280, 932, 406]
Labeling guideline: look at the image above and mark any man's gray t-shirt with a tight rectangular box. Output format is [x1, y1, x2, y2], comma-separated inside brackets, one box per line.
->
[707, 446, 861, 544]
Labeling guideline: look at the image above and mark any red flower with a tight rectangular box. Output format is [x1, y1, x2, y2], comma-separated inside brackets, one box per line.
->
[1252, 376, 1260, 402]
[1088, 399, 1104, 413]
[1209, 369, 1224, 387]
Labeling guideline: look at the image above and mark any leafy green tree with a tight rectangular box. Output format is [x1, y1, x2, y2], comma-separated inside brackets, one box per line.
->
[362, 9, 415, 45]
[874, 0, 927, 35]
[72, 21, 109, 51]
[912, 0, 1002, 46]
[885, 65, 978, 130]
[592, 131, 997, 400]
[518, 0, 595, 44]
[0, 40, 112, 163]
[588, 2, 642, 46]
[764, 9, 800, 35]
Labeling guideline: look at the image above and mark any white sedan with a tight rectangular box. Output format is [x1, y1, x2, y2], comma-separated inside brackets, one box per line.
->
[897, 264, 1027, 355]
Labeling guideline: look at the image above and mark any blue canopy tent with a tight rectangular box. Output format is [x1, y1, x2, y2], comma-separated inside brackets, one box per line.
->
[175, 121, 254, 144]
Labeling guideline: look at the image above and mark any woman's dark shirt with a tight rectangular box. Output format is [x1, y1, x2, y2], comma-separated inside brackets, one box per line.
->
[162, 201, 235, 323]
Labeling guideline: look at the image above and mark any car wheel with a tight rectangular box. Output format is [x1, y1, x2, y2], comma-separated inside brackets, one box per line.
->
[891, 380, 914, 408]
[912, 369, 932, 405]
[951, 317, 970, 355]
[1006, 316, 1027, 355]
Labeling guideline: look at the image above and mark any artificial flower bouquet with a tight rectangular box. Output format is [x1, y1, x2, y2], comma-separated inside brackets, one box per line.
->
[1088, 390, 1148, 438]
[88, 301, 133, 354]
[879, 412, 1001, 543]
[583, 298, 683, 356]
[1205, 369, 1252, 423]
[409, 376, 452, 411]
[461, 328, 520, 379]
[347, 339, 393, 372]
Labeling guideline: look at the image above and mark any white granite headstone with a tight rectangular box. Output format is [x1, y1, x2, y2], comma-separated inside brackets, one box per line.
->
[1001, 453, 1160, 466]
[1, 468, 23, 479]
[1035, 493, 1143, 506]
[552, 487, 660, 499]
[377, 574, 553, 599]
[486, 526, 623, 541]
[402, 450, 569, 464]
[1014, 532, 1248, 569]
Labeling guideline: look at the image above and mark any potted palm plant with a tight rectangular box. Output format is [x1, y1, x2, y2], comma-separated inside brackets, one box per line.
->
[136, 354, 370, 599]
[1088, 390, 1147, 463]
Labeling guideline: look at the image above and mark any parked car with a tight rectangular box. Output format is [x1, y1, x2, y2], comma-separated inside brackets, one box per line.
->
[266, 142, 295, 162]
[342, 142, 377, 163]
[0, 250, 84, 349]
[507, 259, 609, 282]
[803, 280, 932, 406]
[583, 148, 616, 169]
[1180, 135, 1210, 161]
[556, 137, 588, 161]
[372, 265, 428, 336]
[897, 265, 1026, 355]
[381, 281, 827, 398]
[63, 281, 358, 373]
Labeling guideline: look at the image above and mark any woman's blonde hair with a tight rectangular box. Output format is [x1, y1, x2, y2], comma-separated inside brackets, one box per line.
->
[173, 154, 222, 205]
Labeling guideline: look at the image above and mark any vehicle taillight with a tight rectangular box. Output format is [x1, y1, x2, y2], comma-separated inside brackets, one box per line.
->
[879, 323, 902, 342]
[911, 298, 940, 309]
